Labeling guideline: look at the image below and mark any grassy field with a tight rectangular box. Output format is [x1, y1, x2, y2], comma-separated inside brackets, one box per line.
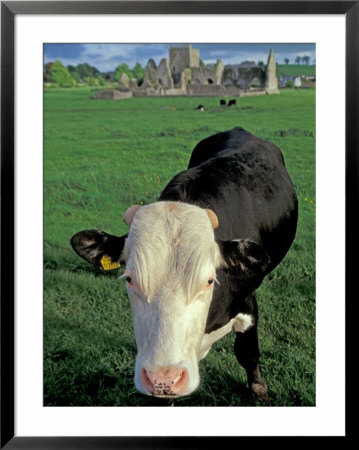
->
[277, 64, 316, 77]
[44, 88, 315, 407]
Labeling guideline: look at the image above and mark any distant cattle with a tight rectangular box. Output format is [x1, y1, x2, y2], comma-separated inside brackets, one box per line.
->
[196, 105, 205, 111]
[220, 99, 226, 106]
[71, 127, 298, 402]
[228, 99, 237, 107]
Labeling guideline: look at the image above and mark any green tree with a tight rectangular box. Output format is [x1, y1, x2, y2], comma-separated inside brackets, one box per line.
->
[114, 63, 132, 81]
[67, 65, 81, 83]
[98, 76, 106, 86]
[132, 62, 144, 85]
[284, 58, 289, 65]
[44, 62, 53, 83]
[75, 63, 100, 81]
[295, 56, 301, 65]
[50, 60, 73, 87]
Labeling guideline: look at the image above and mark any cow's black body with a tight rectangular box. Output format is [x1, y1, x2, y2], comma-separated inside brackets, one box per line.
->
[159, 127, 298, 335]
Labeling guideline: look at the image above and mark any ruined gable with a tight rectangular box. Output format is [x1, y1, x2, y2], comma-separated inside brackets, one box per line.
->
[144, 59, 157, 84]
[156, 59, 174, 89]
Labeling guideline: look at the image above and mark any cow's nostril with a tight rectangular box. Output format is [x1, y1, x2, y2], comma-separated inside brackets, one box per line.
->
[141, 367, 188, 396]
[141, 368, 155, 394]
[172, 368, 188, 392]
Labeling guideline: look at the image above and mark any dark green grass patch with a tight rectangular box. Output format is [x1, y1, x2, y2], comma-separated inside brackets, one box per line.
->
[277, 64, 316, 78]
[44, 88, 315, 406]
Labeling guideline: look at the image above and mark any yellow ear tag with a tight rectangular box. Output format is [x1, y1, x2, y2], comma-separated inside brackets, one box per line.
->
[100, 255, 121, 271]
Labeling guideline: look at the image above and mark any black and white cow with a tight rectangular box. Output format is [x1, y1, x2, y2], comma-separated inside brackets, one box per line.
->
[71, 127, 298, 402]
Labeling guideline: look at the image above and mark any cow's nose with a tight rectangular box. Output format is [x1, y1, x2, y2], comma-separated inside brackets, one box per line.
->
[141, 366, 188, 396]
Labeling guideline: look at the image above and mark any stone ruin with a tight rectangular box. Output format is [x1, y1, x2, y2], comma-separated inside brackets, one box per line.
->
[265, 49, 280, 94]
[94, 45, 280, 100]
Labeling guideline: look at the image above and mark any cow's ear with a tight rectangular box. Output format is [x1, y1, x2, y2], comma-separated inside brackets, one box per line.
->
[71, 229, 127, 268]
[123, 205, 141, 227]
[218, 239, 270, 274]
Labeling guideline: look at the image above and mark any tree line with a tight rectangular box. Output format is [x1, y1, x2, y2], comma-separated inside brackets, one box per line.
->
[44, 60, 145, 87]
[283, 56, 313, 65]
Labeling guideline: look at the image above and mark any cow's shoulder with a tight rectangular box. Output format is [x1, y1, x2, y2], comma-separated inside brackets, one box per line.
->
[188, 126, 285, 168]
[188, 127, 253, 168]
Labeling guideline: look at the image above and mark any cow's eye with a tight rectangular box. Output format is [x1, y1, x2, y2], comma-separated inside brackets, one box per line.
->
[125, 276, 134, 288]
[207, 278, 214, 287]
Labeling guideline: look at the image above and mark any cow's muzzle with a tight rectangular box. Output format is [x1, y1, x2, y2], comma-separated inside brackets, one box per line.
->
[140, 366, 189, 397]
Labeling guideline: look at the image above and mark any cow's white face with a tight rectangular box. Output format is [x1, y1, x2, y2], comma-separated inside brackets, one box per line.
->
[122, 201, 221, 397]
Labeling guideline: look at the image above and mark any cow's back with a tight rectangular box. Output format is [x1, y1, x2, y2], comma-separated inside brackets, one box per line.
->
[160, 127, 297, 264]
[159, 127, 298, 332]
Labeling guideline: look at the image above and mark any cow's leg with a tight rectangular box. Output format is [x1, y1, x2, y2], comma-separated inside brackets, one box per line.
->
[234, 297, 269, 402]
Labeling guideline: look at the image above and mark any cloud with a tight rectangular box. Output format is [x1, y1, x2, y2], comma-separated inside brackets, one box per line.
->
[44, 43, 316, 72]
[78, 44, 168, 71]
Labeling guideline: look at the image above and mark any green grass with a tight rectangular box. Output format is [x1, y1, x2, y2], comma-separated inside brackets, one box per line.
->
[277, 64, 316, 77]
[44, 87, 315, 406]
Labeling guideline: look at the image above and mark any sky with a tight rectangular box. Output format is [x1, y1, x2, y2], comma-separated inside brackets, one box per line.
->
[44, 43, 316, 73]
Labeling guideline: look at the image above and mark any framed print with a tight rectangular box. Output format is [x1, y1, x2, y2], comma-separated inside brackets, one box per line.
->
[1, 1, 356, 447]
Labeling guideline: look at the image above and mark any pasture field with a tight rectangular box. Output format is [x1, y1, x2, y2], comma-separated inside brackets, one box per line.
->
[44, 88, 315, 406]
[276, 64, 316, 77]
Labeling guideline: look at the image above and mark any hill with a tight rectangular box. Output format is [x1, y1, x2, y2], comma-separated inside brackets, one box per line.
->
[277, 64, 316, 77]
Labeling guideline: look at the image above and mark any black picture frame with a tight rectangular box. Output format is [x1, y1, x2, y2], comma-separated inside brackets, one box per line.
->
[1, 1, 356, 448]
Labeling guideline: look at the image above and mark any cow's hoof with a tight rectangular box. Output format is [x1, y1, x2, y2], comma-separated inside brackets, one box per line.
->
[250, 382, 270, 402]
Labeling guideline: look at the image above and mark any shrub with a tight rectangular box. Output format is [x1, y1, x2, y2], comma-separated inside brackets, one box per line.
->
[285, 80, 295, 89]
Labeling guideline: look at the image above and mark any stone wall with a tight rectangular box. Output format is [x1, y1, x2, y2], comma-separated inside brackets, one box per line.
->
[222, 85, 243, 96]
[93, 90, 133, 100]
[191, 66, 217, 85]
[187, 84, 227, 96]
[162, 88, 186, 96]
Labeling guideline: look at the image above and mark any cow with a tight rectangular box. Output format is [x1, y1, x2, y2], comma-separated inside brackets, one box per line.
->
[196, 104, 205, 111]
[219, 99, 226, 106]
[228, 99, 237, 107]
[71, 127, 298, 402]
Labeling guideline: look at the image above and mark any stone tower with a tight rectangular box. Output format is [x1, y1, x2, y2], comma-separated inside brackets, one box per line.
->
[265, 49, 279, 94]
[169, 44, 200, 73]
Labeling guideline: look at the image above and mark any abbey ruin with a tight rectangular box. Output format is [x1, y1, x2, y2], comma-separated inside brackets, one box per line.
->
[94, 45, 279, 100]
